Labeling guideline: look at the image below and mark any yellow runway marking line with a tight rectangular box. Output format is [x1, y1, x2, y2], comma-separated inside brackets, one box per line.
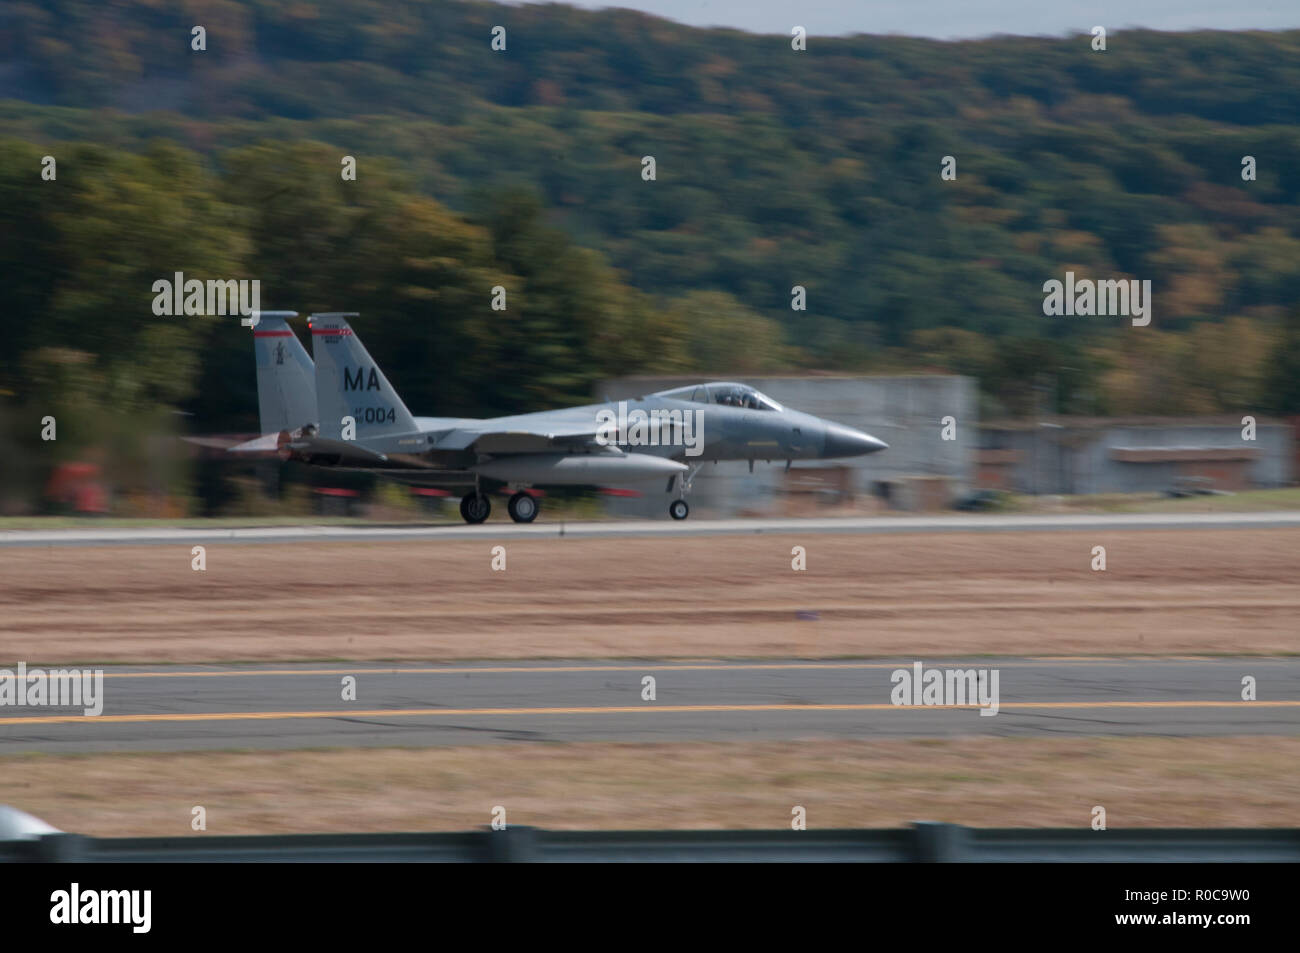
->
[93, 664, 905, 678]
[3, 700, 1299, 727]
[87, 658, 1249, 679]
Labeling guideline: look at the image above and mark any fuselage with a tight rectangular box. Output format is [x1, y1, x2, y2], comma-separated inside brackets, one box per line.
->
[341, 382, 887, 479]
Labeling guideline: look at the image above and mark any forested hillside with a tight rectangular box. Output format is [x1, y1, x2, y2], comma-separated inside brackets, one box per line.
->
[3, 0, 1299, 454]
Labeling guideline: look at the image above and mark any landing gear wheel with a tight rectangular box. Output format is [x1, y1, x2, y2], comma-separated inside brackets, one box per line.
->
[669, 499, 690, 520]
[507, 491, 539, 523]
[459, 492, 491, 524]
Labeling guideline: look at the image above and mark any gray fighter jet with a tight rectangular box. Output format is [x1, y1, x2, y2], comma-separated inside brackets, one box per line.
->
[235, 312, 887, 523]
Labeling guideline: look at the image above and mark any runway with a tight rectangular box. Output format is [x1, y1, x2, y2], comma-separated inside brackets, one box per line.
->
[2, 658, 1296, 753]
[3, 510, 1300, 547]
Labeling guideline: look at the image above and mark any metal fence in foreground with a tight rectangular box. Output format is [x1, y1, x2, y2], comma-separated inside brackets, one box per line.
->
[4, 823, 1298, 862]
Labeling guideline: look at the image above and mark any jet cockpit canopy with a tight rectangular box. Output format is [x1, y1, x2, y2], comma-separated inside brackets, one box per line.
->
[653, 382, 784, 411]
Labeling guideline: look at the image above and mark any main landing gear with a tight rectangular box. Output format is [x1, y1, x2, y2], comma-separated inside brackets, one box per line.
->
[459, 492, 491, 524]
[459, 489, 540, 524]
[507, 491, 539, 523]
[669, 499, 689, 520]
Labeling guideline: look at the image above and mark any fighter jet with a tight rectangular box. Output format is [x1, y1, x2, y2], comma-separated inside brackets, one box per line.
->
[234, 312, 887, 523]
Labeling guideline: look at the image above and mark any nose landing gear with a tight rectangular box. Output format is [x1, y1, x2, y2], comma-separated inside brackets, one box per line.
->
[667, 462, 704, 520]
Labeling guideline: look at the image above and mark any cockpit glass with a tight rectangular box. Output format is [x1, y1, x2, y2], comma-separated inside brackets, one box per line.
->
[654, 384, 782, 410]
[711, 385, 781, 410]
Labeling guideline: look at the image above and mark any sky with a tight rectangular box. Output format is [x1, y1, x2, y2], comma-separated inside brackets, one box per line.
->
[525, 1, 1300, 39]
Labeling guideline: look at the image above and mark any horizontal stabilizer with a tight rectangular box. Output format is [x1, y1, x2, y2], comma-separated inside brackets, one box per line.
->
[228, 433, 282, 453]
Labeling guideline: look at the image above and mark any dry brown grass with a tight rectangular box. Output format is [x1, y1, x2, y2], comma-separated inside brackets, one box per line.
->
[1, 529, 1297, 663]
[3, 737, 1297, 836]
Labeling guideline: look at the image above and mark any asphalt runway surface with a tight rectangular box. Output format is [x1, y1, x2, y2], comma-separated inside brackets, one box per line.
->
[2, 658, 1296, 753]
[3, 510, 1300, 546]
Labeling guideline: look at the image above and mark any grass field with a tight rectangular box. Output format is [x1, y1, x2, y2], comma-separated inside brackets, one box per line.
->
[3, 737, 1297, 835]
[2, 528, 1296, 663]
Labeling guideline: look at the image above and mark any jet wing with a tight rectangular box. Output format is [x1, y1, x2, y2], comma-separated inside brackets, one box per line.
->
[431, 424, 600, 455]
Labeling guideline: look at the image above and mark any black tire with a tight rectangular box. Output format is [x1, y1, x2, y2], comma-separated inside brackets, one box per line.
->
[459, 492, 491, 524]
[669, 499, 689, 520]
[507, 491, 539, 523]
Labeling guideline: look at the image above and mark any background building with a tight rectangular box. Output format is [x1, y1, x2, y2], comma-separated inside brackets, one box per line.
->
[976, 417, 1296, 495]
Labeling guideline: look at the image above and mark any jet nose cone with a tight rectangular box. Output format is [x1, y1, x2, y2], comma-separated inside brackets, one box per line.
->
[823, 422, 888, 458]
